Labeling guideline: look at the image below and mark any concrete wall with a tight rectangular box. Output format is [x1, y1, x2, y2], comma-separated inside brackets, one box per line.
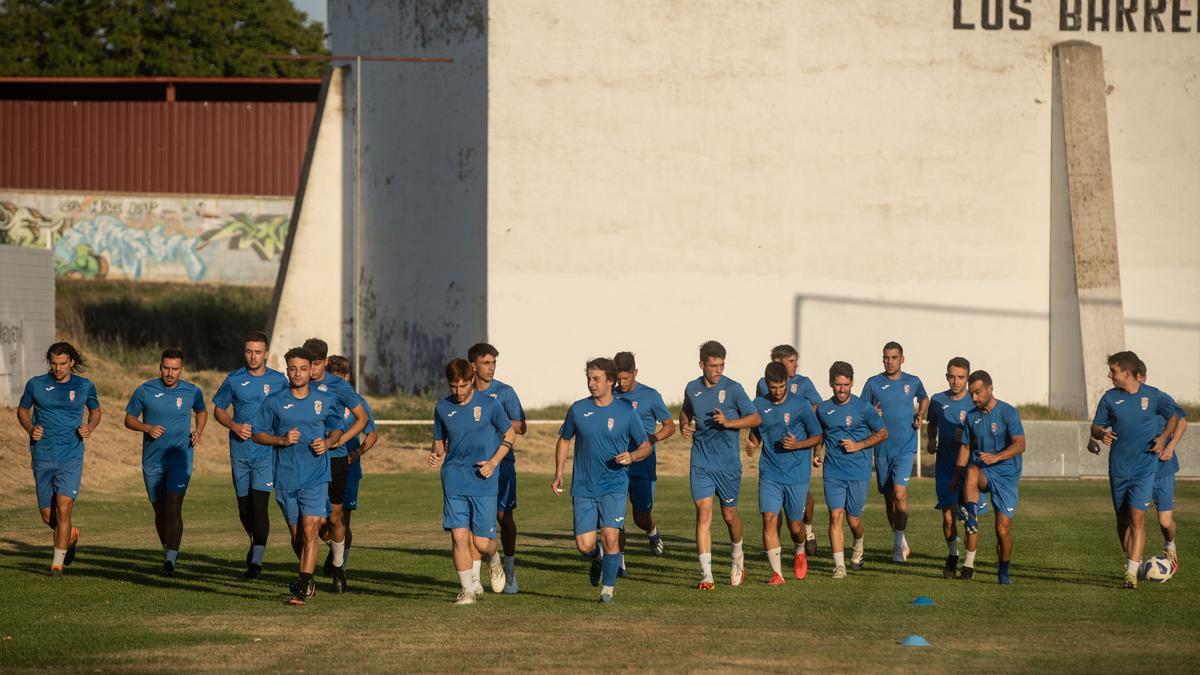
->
[0, 246, 54, 407]
[0, 190, 292, 286]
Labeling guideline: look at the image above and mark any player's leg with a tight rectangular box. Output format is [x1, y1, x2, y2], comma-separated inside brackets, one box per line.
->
[715, 469, 745, 586]
[846, 479, 868, 571]
[630, 474, 662, 555]
[760, 478, 784, 584]
[690, 466, 717, 588]
[891, 483, 910, 562]
[1123, 506, 1147, 588]
[595, 493, 626, 602]
[782, 482, 809, 580]
[496, 461, 518, 591]
[877, 450, 896, 528]
[324, 457, 349, 590]
[160, 491, 185, 574]
[449, 527, 478, 604]
[963, 464, 983, 534]
[233, 457, 254, 539]
[828, 507, 847, 578]
[1154, 472, 1178, 565]
[941, 508, 959, 578]
[995, 513, 1014, 585]
[802, 490, 817, 556]
[572, 496, 605, 589]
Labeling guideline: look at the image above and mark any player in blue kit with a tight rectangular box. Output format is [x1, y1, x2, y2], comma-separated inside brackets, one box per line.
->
[552, 357, 651, 604]
[322, 355, 378, 574]
[16, 342, 102, 576]
[860, 342, 928, 563]
[954, 371, 1025, 585]
[1089, 351, 1181, 589]
[815, 361, 888, 579]
[681, 340, 761, 590]
[468, 343, 527, 593]
[428, 358, 517, 605]
[746, 361, 823, 585]
[613, 351, 675, 565]
[212, 330, 289, 578]
[252, 346, 343, 605]
[124, 348, 207, 577]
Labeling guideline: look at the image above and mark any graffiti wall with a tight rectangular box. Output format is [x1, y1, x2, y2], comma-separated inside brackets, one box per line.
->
[0, 190, 292, 286]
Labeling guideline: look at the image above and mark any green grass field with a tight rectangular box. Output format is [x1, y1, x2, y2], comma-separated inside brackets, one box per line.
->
[1, 474, 1197, 672]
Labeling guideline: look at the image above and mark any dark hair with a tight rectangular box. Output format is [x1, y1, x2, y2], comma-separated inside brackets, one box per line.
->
[1107, 351, 1139, 375]
[587, 357, 617, 383]
[1135, 359, 1147, 378]
[764, 361, 788, 384]
[45, 342, 86, 373]
[284, 347, 315, 364]
[968, 370, 992, 387]
[161, 348, 184, 362]
[302, 338, 328, 360]
[468, 343, 498, 362]
[244, 330, 270, 348]
[947, 356, 971, 372]
[614, 351, 636, 372]
[446, 358, 473, 382]
[829, 361, 854, 384]
[699, 340, 726, 362]
[883, 341, 904, 355]
[770, 344, 798, 360]
[327, 354, 352, 380]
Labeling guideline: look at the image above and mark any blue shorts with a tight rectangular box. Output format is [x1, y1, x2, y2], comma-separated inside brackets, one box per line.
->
[934, 467, 990, 515]
[572, 493, 627, 536]
[823, 477, 869, 517]
[231, 453, 274, 497]
[628, 475, 656, 513]
[497, 461, 517, 513]
[142, 457, 192, 504]
[345, 477, 361, 510]
[690, 466, 742, 506]
[1111, 473, 1155, 513]
[275, 483, 331, 526]
[875, 450, 914, 493]
[1154, 472, 1176, 512]
[759, 479, 809, 520]
[32, 456, 84, 510]
[981, 467, 1018, 518]
[444, 494, 497, 538]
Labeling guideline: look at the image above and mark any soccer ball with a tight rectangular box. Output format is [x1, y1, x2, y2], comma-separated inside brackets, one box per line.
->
[1137, 556, 1177, 583]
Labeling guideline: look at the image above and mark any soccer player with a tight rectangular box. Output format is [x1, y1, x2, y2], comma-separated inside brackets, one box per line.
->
[612, 351, 675, 563]
[551, 357, 650, 603]
[16, 342, 101, 576]
[815, 361, 887, 579]
[124, 348, 207, 577]
[323, 355, 378, 574]
[1137, 362, 1188, 568]
[680, 340, 760, 590]
[252, 346, 342, 605]
[746, 361, 823, 585]
[428, 358, 515, 605]
[301, 338, 367, 591]
[212, 330, 289, 578]
[860, 341, 928, 562]
[953, 370, 1025, 585]
[1089, 352, 1181, 588]
[926, 356, 985, 579]
[468, 343, 527, 593]
[754, 344, 822, 557]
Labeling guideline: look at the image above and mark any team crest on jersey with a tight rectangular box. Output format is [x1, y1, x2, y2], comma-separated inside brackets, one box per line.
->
[607, 417, 615, 431]
[845, 415, 853, 427]
[318, 384, 328, 392]
[784, 412, 791, 425]
[631, 401, 639, 410]
[991, 421, 997, 434]
[343, 408, 350, 420]
[904, 384, 911, 396]
[473, 406, 482, 422]
[69, 390, 76, 402]
[176, 397, 183, 409]
[718, 390, 726, 404]
[315, 400, 322, 415]
[1141, 397, 1149, 411]
[959, 410, 967, 422]
[264, 383, 271, 395]
[790, 383, 798, 394]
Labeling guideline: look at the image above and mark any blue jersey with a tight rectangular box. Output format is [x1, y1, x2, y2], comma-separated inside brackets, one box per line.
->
[613, 382, 672, 481]
[560, 397, 647, 498]
[478, 379, 525, 465]
[311, 373, 362, 458]
[682, 376, 757, 472]
[929, 390, 975, 474]
[1093, 385, 1179, 479]
[434, 392, 510, 497]
[212, 367, 289, 460]
[860, 372, 927, 456]
[961, 400, 1025, 479]
[125, 379, 206, 467]
[254, 387, 342, 490]
[816, 395, 885, 481]
[753, 393, 821, 485]
[755, 374, 823, 408]
[1155, 402, 1186, 477]
[339, 394, 376, 453]
[19, 373, 100, 462]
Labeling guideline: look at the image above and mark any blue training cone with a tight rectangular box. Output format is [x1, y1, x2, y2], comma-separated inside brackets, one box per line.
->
[901, 635, 930, 647]
[911, 595, 935, 606]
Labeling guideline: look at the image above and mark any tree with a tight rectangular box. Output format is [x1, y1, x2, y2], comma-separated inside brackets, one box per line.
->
[0, 0, 329, 77]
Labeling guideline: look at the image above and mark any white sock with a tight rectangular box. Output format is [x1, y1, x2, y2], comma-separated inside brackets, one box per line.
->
[601, 584, 615, 596]
[852, 537, 864, 552]
[767, 547, 782, 575]
[503, 555, 516, 576]
[1126, 559, 1140, 576]
[471, 559, 481, 586]
[1165, 540, 1177, 552]
[620, 556, 627, 571]
[251, 544, 265, 566]
[964, 550, 977, 567]
[794, 543, 804, 556]
[165, 549, 179, 564]
[805, 523, 815, 540]
[893, 530, 906, 549]
[699, 552, 713, 581]
[52, 548, 67, 567]
[647, 526, 659, 538]
[731, 539, 744, 559]
[331, 539, 345, 567]
[488, 551, 501, 567]
[457, 569, 473, 592]
[946, 538, 958, 557]
[833, 551, 845, 568]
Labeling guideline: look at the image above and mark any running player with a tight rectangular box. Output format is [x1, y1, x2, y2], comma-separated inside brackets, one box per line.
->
[468, 343, 527, 593]
[860, 341, 928, 563]
[1137, 361, 1187, 568]
[612, 351, 675, 564]
[323, 355, 378, 573]
[428, 358, 515, 605]
[754, 344, 822, 557]
[815, 361, 887, 579]
[551, 357, 650, 603]
[681, 340, 760, 590]
[16, 342, 101, 575]
[953, 370, 1025, 585]
[252, 346, 343, 605]
[124, 348, 207, 577]
[925, 356, 984, 579]
[212, 330, 289, 578]
[746, 361, 823, 585]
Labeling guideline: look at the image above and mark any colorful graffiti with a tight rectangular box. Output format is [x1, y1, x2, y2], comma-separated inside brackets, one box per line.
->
[0, 192, 292, 286]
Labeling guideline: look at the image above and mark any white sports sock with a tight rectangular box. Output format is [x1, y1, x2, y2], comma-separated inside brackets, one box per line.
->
[620, 556, 627, 571]
[946, 538, 958, 557]
[893, 530, 906, 548]
[805, 523, 815, 540]
[647, 526, 659, 538]
[471, 559, 481, 586]
[601, 584, 615, 597]
[964, 550, 977, 567]
[852, 537, 864, 552]
[1126, 559, 1140, 576]
[1165, 540, 1177, 552]
[731, 539, 744, 559]
[52, 548, 67, 567]
[699, 552, 713, 581]
[251, 544, 265, 566]
[488, 551, 501, 567]
[833, 551, 845, 568]
[165, 549, 179, 564]
[331, 539, 345, 567]
[767, 547, 782, 575]
[457, 569, 474, 592]
[794, 543, 804, 556]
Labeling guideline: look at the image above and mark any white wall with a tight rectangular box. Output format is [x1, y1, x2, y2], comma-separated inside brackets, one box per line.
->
[0, 246, 55, 407]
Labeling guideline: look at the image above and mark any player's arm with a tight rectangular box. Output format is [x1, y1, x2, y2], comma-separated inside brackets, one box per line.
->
[981, 435, 1025, 465]
[651, 415, 676, 444]
[951, 442, 969, 489]
[426, 437, 446, 468]
[511, 419, 527, 435]
[336, 402, 369, 447]
[479, 426, 516, 478]
[679, 399, 695, 439]
[712, 409, 761, 430]
[1151, 415, 1180, 454]
[81, 405, 102, 439]
[915, 394, 930, 429]
[1161, 417, 1187, 462]
[745, 427, 762, 456]
[212, 405, 237, 431]
[781, 430, 823, 451]
[844, 426, 887, 453]
[125, 413, 164, 437]
[924, 407, 938, 454]
[551, 435, 570, 494]
[1090, 400, 1115, 444]
[17, 405, 39, 439]
[191, 408, 208, 446]
[355, 431, 379, 458]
